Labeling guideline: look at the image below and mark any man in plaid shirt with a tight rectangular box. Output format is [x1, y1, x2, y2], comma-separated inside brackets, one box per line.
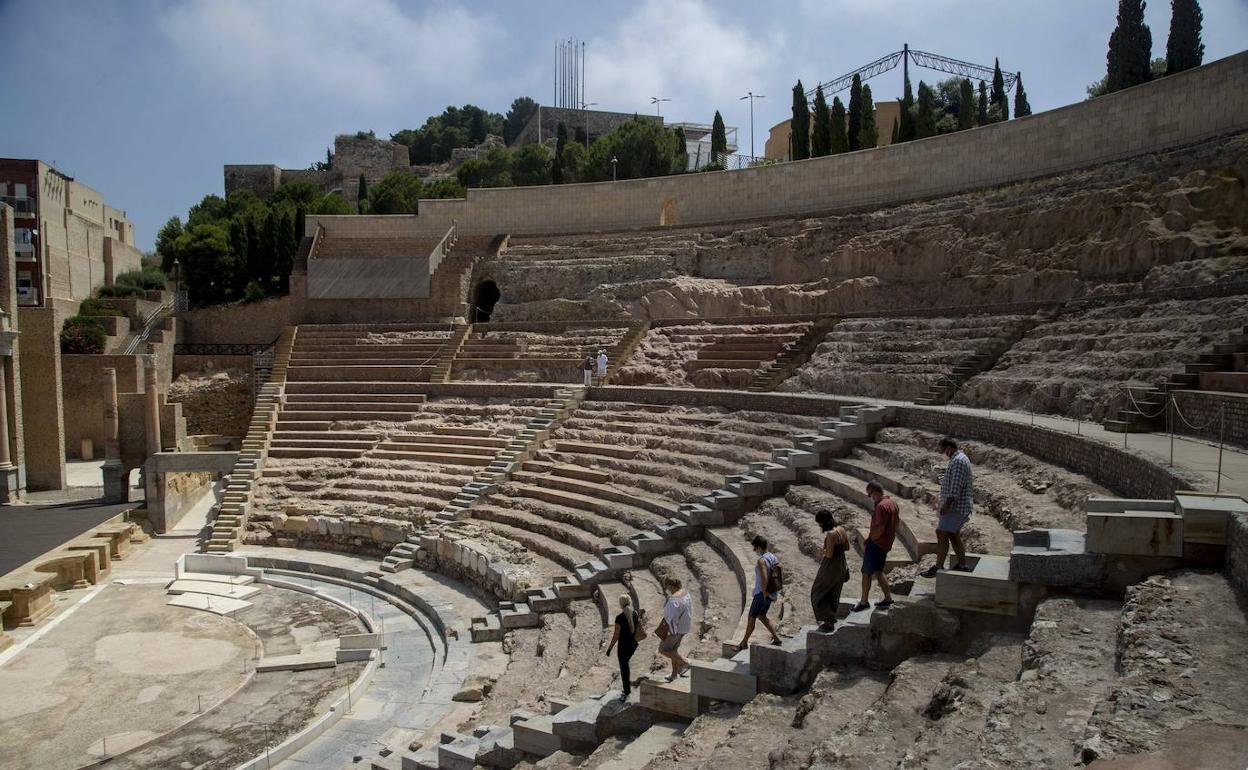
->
[920, 437, 973, 578]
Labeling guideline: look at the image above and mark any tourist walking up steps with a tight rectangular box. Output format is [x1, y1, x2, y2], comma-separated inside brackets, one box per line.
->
[605, 594, 642, 701]
[581, 354, 595, 386]
[657, 576, 693, 681]
[811, 510, 851, 632]
[596, 349, 609, 383]
[921, 437, 973, 578]
[732, 535, 783, 650]
[853, 481, 899, 612]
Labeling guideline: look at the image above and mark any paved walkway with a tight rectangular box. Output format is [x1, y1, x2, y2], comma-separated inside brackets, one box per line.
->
[0, 500, 135, 576]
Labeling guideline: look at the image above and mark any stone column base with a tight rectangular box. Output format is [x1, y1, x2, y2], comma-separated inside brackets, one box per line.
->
[103, 462, 130, 504]
[0, 465, 20, 504]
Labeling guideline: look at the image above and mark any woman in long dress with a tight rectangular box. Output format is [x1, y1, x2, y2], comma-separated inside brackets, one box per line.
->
[811, 509, 851, 632]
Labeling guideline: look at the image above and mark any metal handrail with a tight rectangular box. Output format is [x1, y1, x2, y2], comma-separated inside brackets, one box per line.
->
[428, 222, 457, 276]
[122, 298, 175, 355]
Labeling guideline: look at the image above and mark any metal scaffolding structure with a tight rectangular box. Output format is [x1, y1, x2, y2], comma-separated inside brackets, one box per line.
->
[807, 44, 1018, 98]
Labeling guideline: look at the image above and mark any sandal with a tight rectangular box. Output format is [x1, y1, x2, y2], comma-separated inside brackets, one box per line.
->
[876, 599, 894, 609]
[770, 637, 783, 646]
[952, 562, 972, 572]
[850, 602, 871, 612]
[919, 566, 940, 579]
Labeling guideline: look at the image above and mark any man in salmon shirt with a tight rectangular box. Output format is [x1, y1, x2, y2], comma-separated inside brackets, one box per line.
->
[852, 481, 898, 612]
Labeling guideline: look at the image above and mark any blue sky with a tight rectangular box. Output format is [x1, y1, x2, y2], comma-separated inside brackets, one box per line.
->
[3, 0, 1246, 250]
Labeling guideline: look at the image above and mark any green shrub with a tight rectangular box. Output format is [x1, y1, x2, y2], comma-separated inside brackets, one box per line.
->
[115, 267, 167, 291]
[97, 283, 146, 299]
[77, 298, 124, 317]
[243, 281, 266, 303]
[60, 316, 107, 354]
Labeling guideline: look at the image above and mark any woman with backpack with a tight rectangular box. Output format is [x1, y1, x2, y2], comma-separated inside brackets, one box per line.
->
[605, 594, 643, 701]
[732, 535, 783, 650]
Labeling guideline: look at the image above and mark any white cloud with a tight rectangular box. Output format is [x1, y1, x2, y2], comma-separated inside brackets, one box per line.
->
[584, 0, 783, 121]
[158, 0, 503, 107]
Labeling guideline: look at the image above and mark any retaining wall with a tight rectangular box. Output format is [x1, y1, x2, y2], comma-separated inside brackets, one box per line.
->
[1229, 512, 1248, 600]
[1170, 390, 1248, 449]
[308, 51, 1248, 241]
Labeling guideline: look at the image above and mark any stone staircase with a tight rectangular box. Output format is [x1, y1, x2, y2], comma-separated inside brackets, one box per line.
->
[1104, 323, 1248, 433]
[379, 387, 587, 575]
[915, 315, 1038, 405]
[747, 316, 838, 392]
[603, 320, 650, 384]
[430, 324, 471, 383]
[205, 327, 297, 553]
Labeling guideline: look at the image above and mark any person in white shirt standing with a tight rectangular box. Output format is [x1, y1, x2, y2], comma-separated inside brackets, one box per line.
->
[596, 349, 608, 384]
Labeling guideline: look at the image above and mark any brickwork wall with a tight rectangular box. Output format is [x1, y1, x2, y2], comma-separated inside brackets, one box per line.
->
[17, 306, 66, 490]
[62, 355, 143, 459]
[173, 354, 255, 376]
[223, 165, 281, 198]
[178, 295, 295, 345]
[1170, 390, 1248, 449]
[309, 51, 1248, 243]
[103, 237, 142, 284]
[513, 108, 662, 146]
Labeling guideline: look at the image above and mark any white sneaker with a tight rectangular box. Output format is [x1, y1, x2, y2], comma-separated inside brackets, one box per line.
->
[678, 664, 691, 678]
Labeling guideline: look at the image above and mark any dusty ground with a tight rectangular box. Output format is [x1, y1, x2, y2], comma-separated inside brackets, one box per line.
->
[167, 368, 252, 437]
[615, 322, 808, 389]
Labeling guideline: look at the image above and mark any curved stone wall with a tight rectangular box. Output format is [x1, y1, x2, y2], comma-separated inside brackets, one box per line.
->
[309, 51, 1248, 241]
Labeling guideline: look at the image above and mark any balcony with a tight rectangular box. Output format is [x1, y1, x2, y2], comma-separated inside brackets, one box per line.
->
[0, 195, 35, 217]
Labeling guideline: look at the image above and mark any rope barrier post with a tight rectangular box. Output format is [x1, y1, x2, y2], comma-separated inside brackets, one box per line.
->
[1217, 405, 1225, 494]
[1168, 394, 1174, 468]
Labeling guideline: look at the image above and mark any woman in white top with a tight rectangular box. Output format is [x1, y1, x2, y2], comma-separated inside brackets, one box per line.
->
[658, 576, 693, 681]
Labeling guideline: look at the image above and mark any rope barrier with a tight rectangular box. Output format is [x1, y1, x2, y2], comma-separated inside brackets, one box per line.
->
[1169, 394, 1225, 433]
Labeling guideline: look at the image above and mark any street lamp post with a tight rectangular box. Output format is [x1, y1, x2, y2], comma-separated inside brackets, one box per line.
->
[580, 101, 598, 149]
[611, 156, 618, 181]
[738, 91, 765, 161]
[649, 97, 671, 117]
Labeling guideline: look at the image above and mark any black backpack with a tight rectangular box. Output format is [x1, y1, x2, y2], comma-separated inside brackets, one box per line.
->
[766, 558, 784, 594]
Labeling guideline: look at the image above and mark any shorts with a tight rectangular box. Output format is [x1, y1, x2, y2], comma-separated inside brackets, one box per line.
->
[937, 509, 971, 534]
[658, 632, 685, 653]
[748, 592, 774, 619]
[862, 540, 889, 575]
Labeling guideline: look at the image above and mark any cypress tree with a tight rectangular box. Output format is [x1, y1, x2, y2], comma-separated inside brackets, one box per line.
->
[711, 111, 728, 164]
[791, 81, 811, 160]
[325, 147, 333, 168]
[1107, 0, 1153, 92]
[859, 84, 878, 149]
[552, 123, 567, 184]
[276, 209, 296, 294]
[1014, 73, 1032, 118]
[915, 82, 937, 139]
[830, 96, 849, 154]
[811, 86, 832, 157]
[356, 175, 368, 214]
[1166, 0, 1204, 75]
[673, 127, 689, 173]
[260, 211, 278, 292]
[958, 78, 976, 129]
[245, 216, 262, 284]
[890, 117, 899, 145]
[898, 76, 916, 143]
[847, 74, 863, 152]
[990, 59, 1009, 122]
[977, 80, 989, 127]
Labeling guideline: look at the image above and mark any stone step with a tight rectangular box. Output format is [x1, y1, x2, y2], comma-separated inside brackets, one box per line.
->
[594, 722, 687, 770]
[285, 365, 433, 382]
[689, 650, 758, 704]
[554, 440, 641, 460]
[498, 601, 539, 628]
[934, 554, 1019, 616]
[370, 450, 493, 466]
[639, 674, 706, 719]
[278, 410, 414, 422]
[470, 613, 504, 642]
[522, 460, 612, 484]
[283, 393, 428, 405]
[377, 441, 497, 457]
[284, 381, 434, 394]
[553, 574, 592, 600]
[267, 447, 365, 459]
[511, 713, 561, 758]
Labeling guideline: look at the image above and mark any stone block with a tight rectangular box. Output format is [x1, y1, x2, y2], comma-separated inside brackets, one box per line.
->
[748, 628, 811, 694]
[1176, 494, 1247, 545]
[1086, 497, 1174, 513]
[551, 694, 613, 751]
[935, 555, 1019, 616]
[512, 714, 561, 757]
[640, 676, 704, 720]
[1086, 510, 1183, 557]
[1009, 528, 1107, 587]
[868, 596, 959, 639]
[689, 654, 757, 704]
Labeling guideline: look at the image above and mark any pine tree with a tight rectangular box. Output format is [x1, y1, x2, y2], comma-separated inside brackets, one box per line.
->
[791, 81, 811, 160]
[977, 80, 989, 126]
[811, 87, 832, 157]
[990, 59, 1009, 122]
[1166, 0, 1204, 75]
[890, 117, 899, 145]
[1107, 0, 1153, 92]
[1014, 73, 1032, 117]
[859, 84, 878, 149]
[356, 175, 368, 214]
[958, 78, 976, 129]
[552, 123, 567, 184]
[847, 74, 863, 152]
[898, 76, 916, 143]
[915, 82, 937, 139]
[830, 96, 849, 153]
[711, 111, 728, 164]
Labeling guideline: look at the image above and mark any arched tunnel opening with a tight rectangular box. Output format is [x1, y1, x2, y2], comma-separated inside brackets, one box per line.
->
[471, 280, 501, 322]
